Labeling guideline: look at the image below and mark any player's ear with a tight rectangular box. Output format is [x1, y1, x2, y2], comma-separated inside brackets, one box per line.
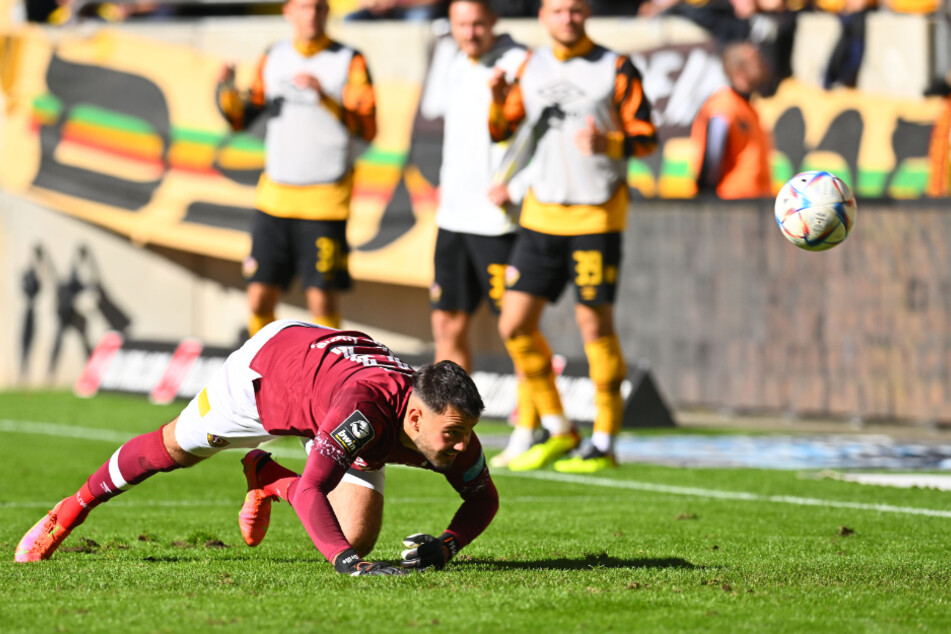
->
[408, 406, 423, 432]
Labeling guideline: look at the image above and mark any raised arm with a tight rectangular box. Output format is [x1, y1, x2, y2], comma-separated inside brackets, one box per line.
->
[605, 56, 658, 159]
[216, 54, 268, 132]
[318, 52, 377, 143]
[488, 53, 531, 143]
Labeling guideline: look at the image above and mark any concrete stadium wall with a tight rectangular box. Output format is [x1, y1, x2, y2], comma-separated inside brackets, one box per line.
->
[537, 198, 951, 424]
[0, 193, 250, 388]
[8, 190, 951, 425]
[0, 193, 431, 389]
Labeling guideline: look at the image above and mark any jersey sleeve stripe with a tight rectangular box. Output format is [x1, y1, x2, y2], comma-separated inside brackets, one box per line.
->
[615, 56, 657, 158]
[342, 52, 377, 142]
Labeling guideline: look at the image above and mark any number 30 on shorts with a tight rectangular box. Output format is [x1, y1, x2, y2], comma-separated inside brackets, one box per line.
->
[572, 250, 603, 286]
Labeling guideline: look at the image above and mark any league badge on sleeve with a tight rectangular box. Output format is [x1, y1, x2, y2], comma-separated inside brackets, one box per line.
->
[331, 410, 376, 455]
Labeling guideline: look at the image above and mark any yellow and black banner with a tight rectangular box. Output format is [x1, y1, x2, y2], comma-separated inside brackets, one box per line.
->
[0, 28, 946, 288]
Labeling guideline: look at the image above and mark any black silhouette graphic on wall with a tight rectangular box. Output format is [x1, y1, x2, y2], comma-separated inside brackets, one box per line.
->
[19, 244, 132, 379]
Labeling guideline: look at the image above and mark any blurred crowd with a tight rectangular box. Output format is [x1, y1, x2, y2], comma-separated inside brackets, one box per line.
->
[21, 0, 949, 25]
[20, 0, 950, 96]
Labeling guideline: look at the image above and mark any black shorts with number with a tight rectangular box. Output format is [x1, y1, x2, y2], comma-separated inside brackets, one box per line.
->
[506, 228, 622, 305]
[431, 228, 517, 315]
[243, 210, 351, 291]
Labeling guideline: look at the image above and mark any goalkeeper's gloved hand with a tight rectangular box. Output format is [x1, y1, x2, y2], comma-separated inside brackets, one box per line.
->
[400, 532, 459, 570]
[333, 548, 406, 576]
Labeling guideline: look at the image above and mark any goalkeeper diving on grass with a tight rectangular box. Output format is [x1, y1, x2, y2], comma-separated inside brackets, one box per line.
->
[15, 321, 498, 575]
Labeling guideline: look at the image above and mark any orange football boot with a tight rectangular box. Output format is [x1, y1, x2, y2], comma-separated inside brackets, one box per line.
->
[15, 500, 72, 562]
[239, 450, 278, 547]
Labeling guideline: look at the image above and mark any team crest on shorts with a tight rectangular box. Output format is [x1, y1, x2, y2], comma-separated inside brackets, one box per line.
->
[207, 433, 229, 448]
[242, 256, 258, 278]
[505, 265, 520, 288]
[429, 282, 442, 303]
[330, 410, 375, 455]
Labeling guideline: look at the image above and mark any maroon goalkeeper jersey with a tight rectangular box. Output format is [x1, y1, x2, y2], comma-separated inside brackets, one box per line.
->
[249, 323, 497, 564]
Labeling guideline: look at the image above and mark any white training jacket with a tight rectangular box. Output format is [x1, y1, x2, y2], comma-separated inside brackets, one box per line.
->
[421, 34, 531, 236]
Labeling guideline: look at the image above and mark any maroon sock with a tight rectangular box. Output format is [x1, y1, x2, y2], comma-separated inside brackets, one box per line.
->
[57, 427, 180, 529]
[258, 459, 299, 502]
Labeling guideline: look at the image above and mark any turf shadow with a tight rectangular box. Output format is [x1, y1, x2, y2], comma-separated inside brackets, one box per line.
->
[457, 553, 696, 571]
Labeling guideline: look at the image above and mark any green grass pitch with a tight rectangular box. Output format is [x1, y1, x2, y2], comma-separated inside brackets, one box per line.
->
[1, 391, 950, 632]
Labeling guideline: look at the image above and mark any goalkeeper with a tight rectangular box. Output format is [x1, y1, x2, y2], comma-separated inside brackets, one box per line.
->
[16, 321, 497, 575]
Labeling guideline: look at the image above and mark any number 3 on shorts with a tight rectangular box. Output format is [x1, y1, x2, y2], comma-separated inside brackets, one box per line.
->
[315, 237, 342, 274]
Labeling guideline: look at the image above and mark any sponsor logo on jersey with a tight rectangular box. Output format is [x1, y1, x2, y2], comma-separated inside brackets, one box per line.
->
[538, 81, 584, 106]
[429, 282, 442, 303]
[330, 410, 375, 455]
[207, 433, 229, 448]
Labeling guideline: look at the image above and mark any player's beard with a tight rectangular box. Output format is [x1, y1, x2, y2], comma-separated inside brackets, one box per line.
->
[414, 436, 459, 472]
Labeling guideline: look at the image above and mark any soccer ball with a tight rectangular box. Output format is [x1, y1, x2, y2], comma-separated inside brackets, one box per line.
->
[774, 171, 857, 251]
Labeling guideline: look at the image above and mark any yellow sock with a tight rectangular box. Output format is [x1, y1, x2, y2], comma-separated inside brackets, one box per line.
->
[585, 334, 627, 437]
[504, 332, 564, 417]
[515, 377, 540, 430]
[313, 313, 341, 329]
[248, 312, 276, 337]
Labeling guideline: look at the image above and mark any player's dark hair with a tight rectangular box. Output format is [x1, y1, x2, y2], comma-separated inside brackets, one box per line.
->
[413, 360, 485, 421]
[448, 0, 494, 12]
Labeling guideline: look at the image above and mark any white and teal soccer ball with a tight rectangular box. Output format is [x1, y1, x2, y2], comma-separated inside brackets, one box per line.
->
[774, 170, 857, 252]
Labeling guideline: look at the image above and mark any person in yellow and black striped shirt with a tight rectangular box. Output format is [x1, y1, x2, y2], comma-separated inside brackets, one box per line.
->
[217, 0, 376, 336]
[487, 0, 657, 473]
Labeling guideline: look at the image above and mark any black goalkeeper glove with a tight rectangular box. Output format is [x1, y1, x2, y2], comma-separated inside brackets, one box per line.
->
[400, 532, 459, 570]
[333, 548, 406, 576]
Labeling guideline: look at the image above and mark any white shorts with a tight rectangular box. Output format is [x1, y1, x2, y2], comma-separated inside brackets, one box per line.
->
[175, 319, 386, 494]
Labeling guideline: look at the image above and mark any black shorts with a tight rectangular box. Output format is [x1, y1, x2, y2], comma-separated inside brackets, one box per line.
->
[506, 228, 622, 305]
[431, 229, 517, 315]
[243, 210, 351, 291]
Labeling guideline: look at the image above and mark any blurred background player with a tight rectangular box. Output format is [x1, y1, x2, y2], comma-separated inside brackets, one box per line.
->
[691, 42, 772, 199]
[216, 0, 377, 337]
[487, 0, 657, 473]
[422, 0, 536, 468]
[16, 321, 497, 575]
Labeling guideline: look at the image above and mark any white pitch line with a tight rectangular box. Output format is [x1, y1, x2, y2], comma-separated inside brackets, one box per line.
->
[0, 419, 306, 460]
[4, 418, 951, 519]
[0, 495, 620, 511]
[496, 470, 951, 519]
[0, 419, 138, 444]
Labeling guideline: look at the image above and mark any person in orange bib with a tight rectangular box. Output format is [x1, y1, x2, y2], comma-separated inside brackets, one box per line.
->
[927, 72, 951, 198]
[691, 42, 772, 200]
